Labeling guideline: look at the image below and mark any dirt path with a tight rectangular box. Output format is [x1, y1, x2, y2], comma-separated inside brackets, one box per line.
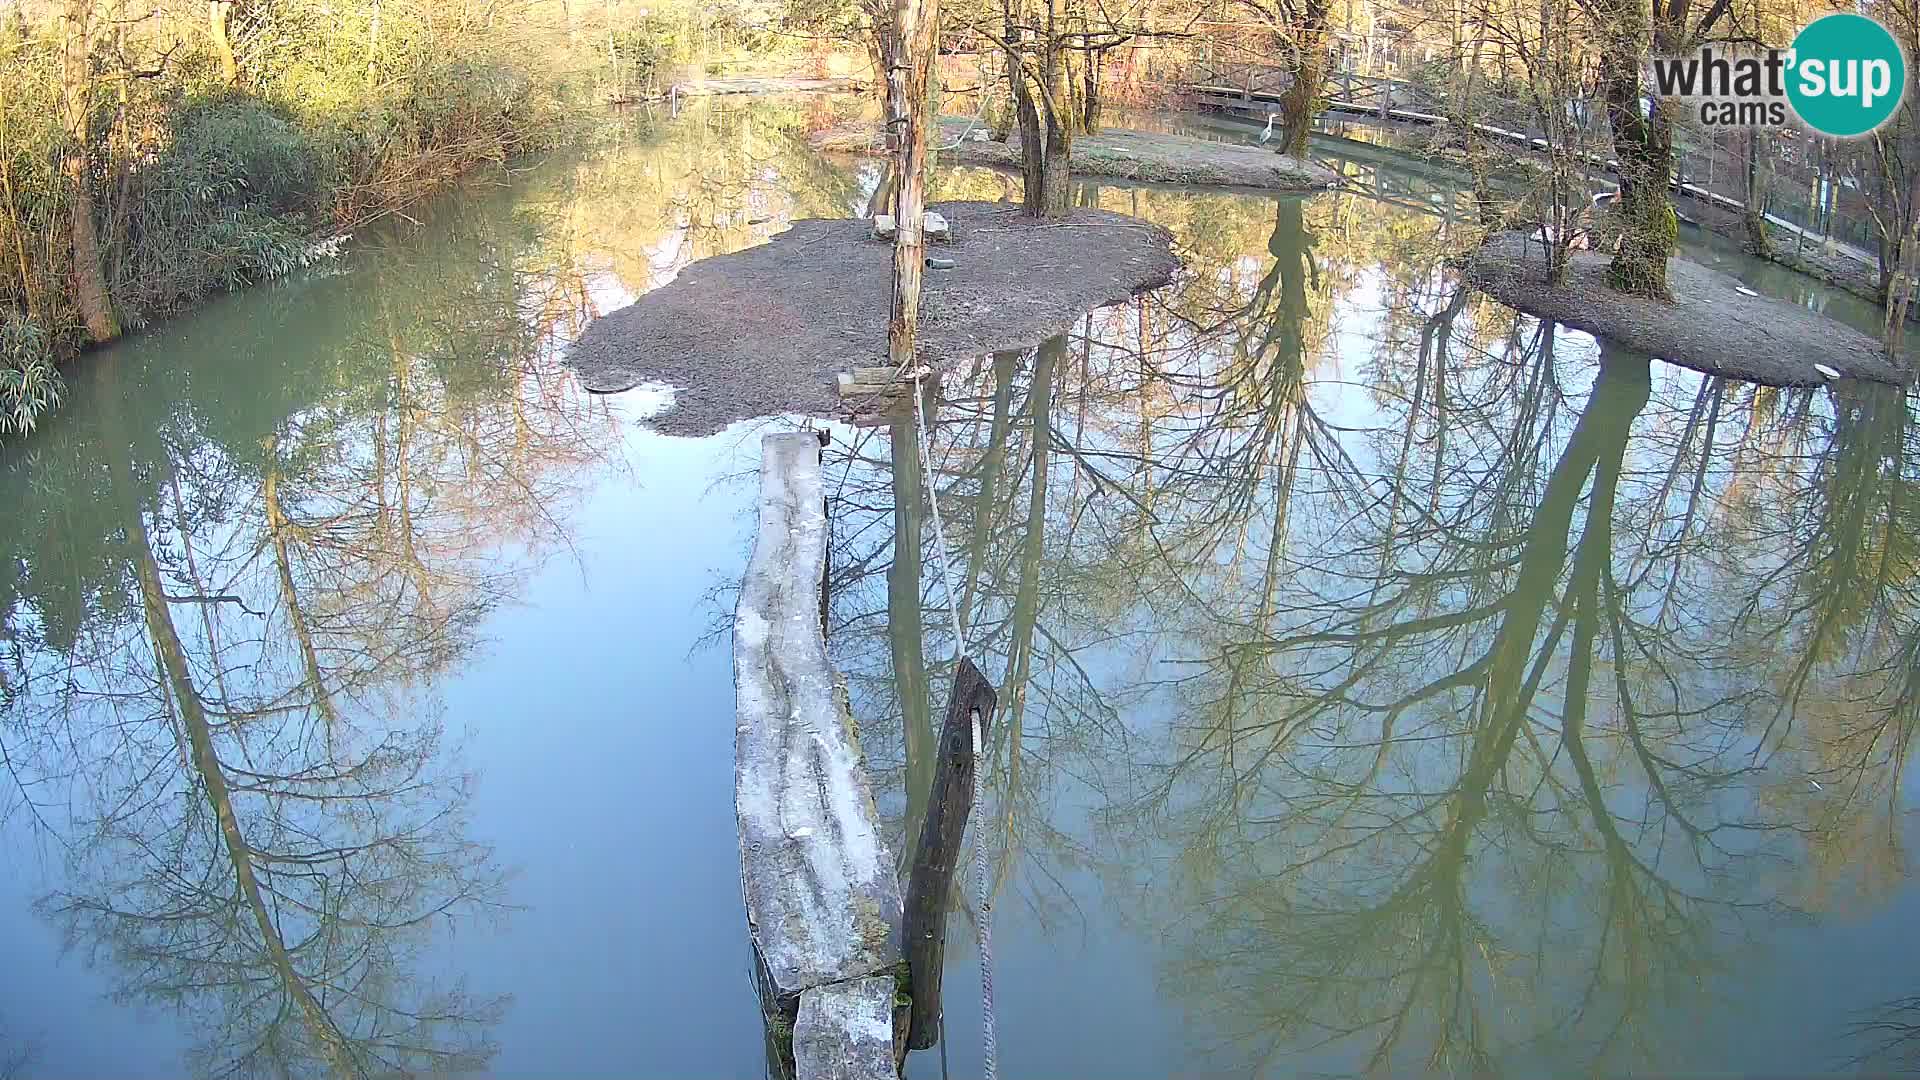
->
[566, 201, 1178, 435]
[812, 119, 1338, 191]
[1462, 230, 1905, 386]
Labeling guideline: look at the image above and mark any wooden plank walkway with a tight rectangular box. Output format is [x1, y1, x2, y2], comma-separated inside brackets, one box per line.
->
[736, 431, 905, 1079]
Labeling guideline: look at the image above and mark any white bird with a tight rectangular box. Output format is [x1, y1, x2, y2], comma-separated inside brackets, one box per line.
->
[1258, 111, 1279, 145]
[1815, 363, 1843, 380]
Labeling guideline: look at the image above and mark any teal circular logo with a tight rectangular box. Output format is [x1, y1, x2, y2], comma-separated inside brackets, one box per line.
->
[1787, 13, 1907, 137]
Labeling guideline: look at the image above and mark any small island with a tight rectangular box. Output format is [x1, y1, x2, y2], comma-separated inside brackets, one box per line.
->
[567, 200, 1180, 434]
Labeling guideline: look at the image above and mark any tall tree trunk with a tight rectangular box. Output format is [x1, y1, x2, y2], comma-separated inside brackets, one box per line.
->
[1081, 47, 1101, 134]
[1004, 336, 1056, 732]
[886, 0, 940, 370]
[1599, 29, 1674, 299]
[263, 452, 344, 751]
[867, 6, 895, 120]
[1013, 61, 1044, 211]
[60, 0, 117, 344]
[368, 0, 382, 85]
[102, 364, 362, 1079]
[957, 352, 1018, 628]
[1033, 40, 1072, 215]
[208, 0, 238, 85]
[1744, 128, 1772, 257]
[1887, 182, 1919, 346]
[1278, 0, 1330, 157]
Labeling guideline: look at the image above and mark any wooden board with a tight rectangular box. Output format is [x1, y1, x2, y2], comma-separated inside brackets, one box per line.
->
[735, 432, 904, 1006]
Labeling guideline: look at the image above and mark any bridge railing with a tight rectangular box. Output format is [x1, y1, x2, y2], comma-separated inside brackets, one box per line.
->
[1187, 57, 1293, 97]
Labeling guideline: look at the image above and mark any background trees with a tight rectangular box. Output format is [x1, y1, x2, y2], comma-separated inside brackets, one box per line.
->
[0, 0, 849, 436]
[5, 0, 1913, 439]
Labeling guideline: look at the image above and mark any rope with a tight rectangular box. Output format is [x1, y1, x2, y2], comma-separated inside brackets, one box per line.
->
[911, 373, 964, 663]
[970, 702, 998, 1080]
[909, 368, 997, 1080]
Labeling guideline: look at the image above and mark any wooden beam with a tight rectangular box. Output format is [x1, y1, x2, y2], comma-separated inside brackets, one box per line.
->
[902, 657, 999, 1050]
[735, 431, 904, 1080]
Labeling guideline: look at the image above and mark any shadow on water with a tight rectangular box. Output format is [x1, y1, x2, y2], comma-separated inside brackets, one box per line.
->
[822, 164, 1920, 1077]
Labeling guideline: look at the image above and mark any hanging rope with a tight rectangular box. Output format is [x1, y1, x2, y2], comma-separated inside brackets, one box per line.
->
[911, 374, 964, 661]
[970, 697, 998, 1080]
[910, 371, 997, 1080]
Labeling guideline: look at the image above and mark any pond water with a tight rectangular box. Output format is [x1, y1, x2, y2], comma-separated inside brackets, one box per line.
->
[2, 95, 1916, 1078]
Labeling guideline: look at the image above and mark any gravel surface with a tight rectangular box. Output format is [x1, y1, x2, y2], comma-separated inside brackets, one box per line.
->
[811, 120, 1339, 191]
[566, 201, 1179, 435]
[1462, 230, 1907, 386]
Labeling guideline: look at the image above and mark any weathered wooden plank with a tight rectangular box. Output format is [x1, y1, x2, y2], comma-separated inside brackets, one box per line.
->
[793, 977, 900, 1080]
[838, 376, 913, 396]
[736, 432, 904, 1007]
[902, 657, 998, 1049]
[839, 370, 910, 388]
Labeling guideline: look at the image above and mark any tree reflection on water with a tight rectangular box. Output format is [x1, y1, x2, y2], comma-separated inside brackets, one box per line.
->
[0, 191, 619, 1079]
[821, 178, 1920, 1075]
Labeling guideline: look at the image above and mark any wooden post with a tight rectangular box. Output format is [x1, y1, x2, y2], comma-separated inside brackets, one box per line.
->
[887, 0, 939, 374]
[902, 657, 998, 1050]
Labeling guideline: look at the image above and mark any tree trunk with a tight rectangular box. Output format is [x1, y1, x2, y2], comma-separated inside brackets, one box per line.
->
[368, 0, 382, 84]
[887, 0, 939, 370]
[1081, 47, 1101, 133]
[1038, 126, 1071, 213]
[1031, 41, 1072, 216]
[1599, 33, 1674, 299]
[867, 8, 894, 119]
[60, 0, 117, 344]
[1887, 170, 1920, 346]
[1277, 0, 1329, 157]
[998, 4, 1024, 144]
[1013, 63, 1043, 210]
[208, 0, 238, 85]
[1744, 129, 1772, 258]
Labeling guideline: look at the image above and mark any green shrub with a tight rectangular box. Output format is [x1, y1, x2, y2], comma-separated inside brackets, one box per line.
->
[116, 97, 325, 321]
[0, 316, 62, 437]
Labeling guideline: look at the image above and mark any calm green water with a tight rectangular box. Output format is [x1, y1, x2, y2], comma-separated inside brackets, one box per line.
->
[3, 96, 1917, 1078]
